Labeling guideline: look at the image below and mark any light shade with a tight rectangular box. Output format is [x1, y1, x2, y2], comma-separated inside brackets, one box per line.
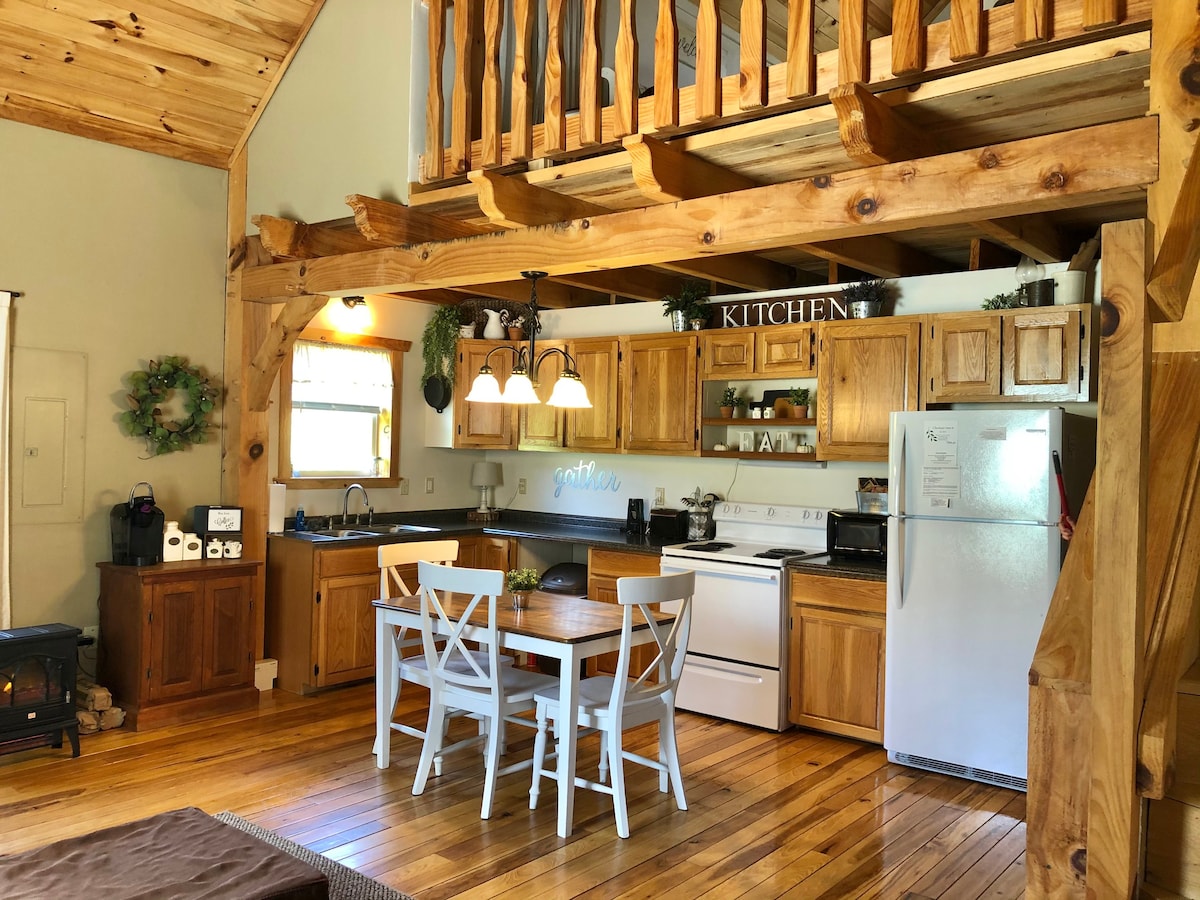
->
[471, 461, 503, 488]
[465, 371, 503, 402]
[500, 372, 539, 404]
[546, 373, 593, 408]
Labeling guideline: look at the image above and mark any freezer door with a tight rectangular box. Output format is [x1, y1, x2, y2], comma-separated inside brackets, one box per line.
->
[889, 409, 1061, 523]
[884, 516, 1060, 783]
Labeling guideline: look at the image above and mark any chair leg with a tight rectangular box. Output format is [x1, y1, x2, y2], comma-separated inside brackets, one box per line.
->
[529, 700, 550, 810]
[413, 699, 447, 796]
[598, 738, 609, 784]
[660, 709, 687, 811]
[479, 708, 503, 819]
[606, 726, 629, 839]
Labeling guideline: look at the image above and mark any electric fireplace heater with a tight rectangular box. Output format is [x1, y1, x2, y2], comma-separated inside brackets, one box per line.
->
[0, 623, 81, 757]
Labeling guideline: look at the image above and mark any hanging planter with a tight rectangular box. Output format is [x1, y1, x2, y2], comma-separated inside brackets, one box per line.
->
[120, 356, 219, 456]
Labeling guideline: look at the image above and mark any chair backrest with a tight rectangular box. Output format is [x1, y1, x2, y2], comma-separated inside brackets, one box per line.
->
[610, 571, 695, 709]
[416, 560, 504, 690]
[379, 539, 460, 600]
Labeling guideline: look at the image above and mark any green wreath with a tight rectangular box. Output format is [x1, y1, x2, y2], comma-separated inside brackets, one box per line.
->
[120, 356, 219, 455]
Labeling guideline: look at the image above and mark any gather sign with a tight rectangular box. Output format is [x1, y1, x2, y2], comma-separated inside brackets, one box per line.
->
[707, 290, 852, 329]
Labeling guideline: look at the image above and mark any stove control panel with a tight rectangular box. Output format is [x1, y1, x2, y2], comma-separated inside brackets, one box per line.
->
[715, 503, 827, 526]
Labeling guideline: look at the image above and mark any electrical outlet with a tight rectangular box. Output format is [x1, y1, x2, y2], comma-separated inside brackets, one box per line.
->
[654, 487, 665, 508]
[82, 625, 99, 641]
[518, 477, 527, 495]
[425, 476, 435, 494]
[399, 477, 409, 496]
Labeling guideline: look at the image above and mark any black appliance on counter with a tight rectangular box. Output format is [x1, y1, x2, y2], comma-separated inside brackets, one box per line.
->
[110, 482, 165, 566]
[649, 507, 689, 544]
[827, 509, 887, 559]
[624, 498, 646, 535]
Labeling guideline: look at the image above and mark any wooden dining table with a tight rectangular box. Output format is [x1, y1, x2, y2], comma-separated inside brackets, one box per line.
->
[372, 590, 672, 838]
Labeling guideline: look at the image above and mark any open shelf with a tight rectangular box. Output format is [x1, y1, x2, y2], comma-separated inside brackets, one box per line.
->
[701, 449, 820, 461]
[702, 416, 815, 426]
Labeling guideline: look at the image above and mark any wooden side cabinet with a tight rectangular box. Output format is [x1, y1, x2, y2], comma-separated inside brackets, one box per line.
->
[98, 559, 260, 730]
[788, 571, 886, 743]
[454, 339, 517, 448]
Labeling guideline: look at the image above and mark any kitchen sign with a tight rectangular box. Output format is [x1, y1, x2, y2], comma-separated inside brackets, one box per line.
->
[707, 289, 851, 329]
[553, 460, 622, 498]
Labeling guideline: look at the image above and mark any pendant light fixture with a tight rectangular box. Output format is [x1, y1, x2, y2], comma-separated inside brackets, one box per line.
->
[465, 272, 592, 408]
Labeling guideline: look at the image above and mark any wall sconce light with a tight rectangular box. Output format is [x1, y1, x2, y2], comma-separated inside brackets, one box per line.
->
[342, 296, 366, 309]
[465, 272, 592, 409]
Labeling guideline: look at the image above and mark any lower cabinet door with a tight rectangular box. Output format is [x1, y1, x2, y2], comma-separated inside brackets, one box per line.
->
[790, 604, 885, 743]
[203, 575, 254, 690]
[149, 580, 205, 701]
[316, 572, 379, 686]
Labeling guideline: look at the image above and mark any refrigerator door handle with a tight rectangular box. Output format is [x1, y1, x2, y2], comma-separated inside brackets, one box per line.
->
[888, 416, 905, 517]
[888, 521, 904, 609]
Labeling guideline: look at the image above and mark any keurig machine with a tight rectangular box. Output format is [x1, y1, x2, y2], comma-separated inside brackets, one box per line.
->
[110, 481, 165, 565]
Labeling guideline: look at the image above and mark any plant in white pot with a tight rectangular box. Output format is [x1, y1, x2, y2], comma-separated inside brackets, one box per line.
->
[841, 278, 890, 318]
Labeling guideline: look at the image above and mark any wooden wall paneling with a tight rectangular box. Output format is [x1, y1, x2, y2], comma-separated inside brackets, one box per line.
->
[510, 0, 535, 161]
[450, 0, 476, 174]
[1088, 218, 1152, 897]
[740, 0, 768, 110]
[543, 0, 567, 154]
[949, 0, 982, 61]
[838, 0, 868, 85]
[425, 0, 448, 180]
[654, 0, 680, 127]
[579, 0, 602, 146]
[786, 0, 815, 99]
[480, 0, 503, 168]
[1014, 0, 1050, 46]
[615, 0, 640, 137]
[891, 0, 925, 76]
[1082, 0, 1119, 30]
[695, 0, 722, 120]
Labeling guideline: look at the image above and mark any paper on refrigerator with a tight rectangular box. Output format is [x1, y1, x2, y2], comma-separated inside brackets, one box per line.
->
[922, 421, 960, 500]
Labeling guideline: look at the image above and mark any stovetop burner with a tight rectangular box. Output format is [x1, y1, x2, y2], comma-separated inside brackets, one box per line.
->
[753, 547, 812, 560]
[681, 541, 735, 551]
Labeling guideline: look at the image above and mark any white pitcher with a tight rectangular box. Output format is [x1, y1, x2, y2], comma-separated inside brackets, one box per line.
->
[482, 308, 505, 339]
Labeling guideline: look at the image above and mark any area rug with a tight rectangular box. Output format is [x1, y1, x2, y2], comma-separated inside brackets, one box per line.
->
[215, 813, 414, 900]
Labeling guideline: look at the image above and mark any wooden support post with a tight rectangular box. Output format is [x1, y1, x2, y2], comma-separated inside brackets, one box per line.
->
[891, 0, 924, 76]
[543, 0, 566, 154]
[739, 0, 767, 110]
[837, 0, 867, 85]
[1082, 0, 1119, 30]
[480, 0, 503, 168]
[579, 0, 602, 146]
[425, 0, 447, 181]
[969, 238, 1020, 271]
[653, 0, 679, 127]
[247, 296, 331, 413]
[614, 0, 639, 137]
[1088, 218, 1152, 897]
[510, 0, 534, 161]
[949, 0, 982, 61]
[1014, 0, 1049, 47]
[695, 0, 722, 120]
[450, 0, 476, 174]
[785, 0, 815, 99]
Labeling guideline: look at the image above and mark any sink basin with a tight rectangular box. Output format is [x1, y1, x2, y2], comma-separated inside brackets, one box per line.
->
[311, 528, 378, 538]
[355, 523, 440, 534]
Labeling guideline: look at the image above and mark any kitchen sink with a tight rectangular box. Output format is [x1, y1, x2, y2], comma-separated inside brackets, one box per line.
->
[297, 523, 441, 539]
[352, 523, 441, 534]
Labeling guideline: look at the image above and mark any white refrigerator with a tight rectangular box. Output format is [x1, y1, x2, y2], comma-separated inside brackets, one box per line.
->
[884, 408, 1094, 791]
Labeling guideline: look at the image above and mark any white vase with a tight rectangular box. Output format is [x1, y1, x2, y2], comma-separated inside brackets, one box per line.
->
[482, 309, 505, 339]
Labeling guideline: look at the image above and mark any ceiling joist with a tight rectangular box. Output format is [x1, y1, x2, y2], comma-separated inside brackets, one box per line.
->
[253, 214, 386, 259]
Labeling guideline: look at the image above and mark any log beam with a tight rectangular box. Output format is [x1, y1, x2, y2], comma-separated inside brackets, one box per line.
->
[828, 80, 935, 166]
[1088, 218, 1152, 897]
[243, 120, 1157, 302]
[345, 194, 496, 244]
[246, 295, 331, 412]
[253, 214, 386, 259]
[799, 235, 950, 278]
[975, 215, 1073, 264]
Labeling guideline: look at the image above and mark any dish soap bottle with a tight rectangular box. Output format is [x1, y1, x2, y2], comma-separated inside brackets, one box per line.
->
[294, 506, 306, 532]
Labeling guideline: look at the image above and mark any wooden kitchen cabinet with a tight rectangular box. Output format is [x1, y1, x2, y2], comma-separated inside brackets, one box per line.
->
[925, 304, 1091, 403]
[518, 339, 565, 450]
[816, 318, 921, 461]
[788, 571, 886, 743]
[457, 534, 516, 571]
[622, 333, 698, 454]
[586, 548, 663, 677]
[566, 336, 621, 451]
[98, 560, 260, 730]
[700, 324, 816, 379]
[454, 339, 517, 448]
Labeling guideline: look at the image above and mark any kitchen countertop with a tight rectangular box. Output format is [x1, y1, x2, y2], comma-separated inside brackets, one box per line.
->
[788, 553, 887, 583]
[270, 508, 668, 556]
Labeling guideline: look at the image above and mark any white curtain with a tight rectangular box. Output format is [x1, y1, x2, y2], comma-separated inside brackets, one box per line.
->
[0, 292, 12, 629]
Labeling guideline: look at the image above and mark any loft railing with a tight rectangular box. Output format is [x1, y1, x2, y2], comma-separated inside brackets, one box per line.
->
[419, 0, 1151, 183]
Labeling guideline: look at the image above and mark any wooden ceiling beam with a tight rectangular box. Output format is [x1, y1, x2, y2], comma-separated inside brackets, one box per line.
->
[798, 234, 951, 278]
[829, 80, 937, 165]
[252, 214, 386, 259]
[975, 215, 1074, 263]
[242, 119, 1156, 301]
[345, 194, 498, 243]
[624, 133, 757, 202]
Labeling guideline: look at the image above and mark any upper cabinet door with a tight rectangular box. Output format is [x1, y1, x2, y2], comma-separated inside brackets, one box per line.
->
[757, 323, 816, 378]
[701, 329, 755, 377]
[519, 339, 565, 450]
[622, 333, 698, 454]
[926, 314, 1002, 402]
[1003, 307, 1084, 401]
[454, 339, 516, 449]
[567, 337, 620, 451]
[816, 319, 921, 462]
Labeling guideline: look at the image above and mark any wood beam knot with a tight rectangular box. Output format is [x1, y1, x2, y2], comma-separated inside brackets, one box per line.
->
[979, 150, 1000, 170]
[1182, 62, 1200, 96]
[812, 175, 832, 189]
[1069, 848, 1087, 877]
[854, 196, 878, 217]
[1042, 169, 1069, 191]
[1100, 298, 1120, 337]
[249, 442, 264, 460]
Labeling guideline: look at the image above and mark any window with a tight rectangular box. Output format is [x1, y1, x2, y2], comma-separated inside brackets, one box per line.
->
[277, 330, 408, 488]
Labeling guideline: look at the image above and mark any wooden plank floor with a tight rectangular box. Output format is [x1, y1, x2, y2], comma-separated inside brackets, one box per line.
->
[0, 682, 1027, 898]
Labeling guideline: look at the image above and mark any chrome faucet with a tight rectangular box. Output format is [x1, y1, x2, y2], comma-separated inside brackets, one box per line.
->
[342, 483, 370, 525]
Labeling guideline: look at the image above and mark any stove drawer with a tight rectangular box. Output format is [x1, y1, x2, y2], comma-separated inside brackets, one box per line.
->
[677, 655, 787, 731]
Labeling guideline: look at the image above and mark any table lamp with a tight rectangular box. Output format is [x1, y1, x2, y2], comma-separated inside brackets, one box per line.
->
[471, 462, 502, 513]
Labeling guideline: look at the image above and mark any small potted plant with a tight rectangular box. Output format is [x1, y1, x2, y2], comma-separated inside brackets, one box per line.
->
[733, 395, 748, 417]
[719, 386, 739, 418]
[506, 567, 540, 610]
[841, 278, 890, 319]
[662, 281, 709, 332]
[980, 291, 1021, 310]
[788, 386, 811, 419]
[502, 310, 526, 340]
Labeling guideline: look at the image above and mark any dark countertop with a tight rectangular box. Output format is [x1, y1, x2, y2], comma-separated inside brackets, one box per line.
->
[787, 553, 887, 583]
[271, 509, 667, 556]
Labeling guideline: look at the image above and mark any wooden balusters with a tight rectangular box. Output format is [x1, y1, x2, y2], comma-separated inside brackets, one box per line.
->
[615, 0, 639, 138]
[949, 0, 982, 61]
[544, 0, 567, 155]
[1082, 0, 1119, 29]
[891, 0, 924, 76]
[450, 0, 476, 174]
[838, 0, 868, 85]
[481, 0, 503, 168]
[580, 0, 603, 146]
[1014, 0, 1050, 46]
[654, 0, 679, 127]
[740, 0, 768, 110]
[786, 0, 815, 99]
[424, 0, 447, 181]
[695, 0, 722, 120]
[511, 0, 534, 161]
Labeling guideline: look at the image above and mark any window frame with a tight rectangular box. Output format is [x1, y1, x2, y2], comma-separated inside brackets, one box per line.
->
[277, 328, 409, 490]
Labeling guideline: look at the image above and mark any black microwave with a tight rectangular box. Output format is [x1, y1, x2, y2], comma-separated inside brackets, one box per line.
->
[827, 509, 887, 559]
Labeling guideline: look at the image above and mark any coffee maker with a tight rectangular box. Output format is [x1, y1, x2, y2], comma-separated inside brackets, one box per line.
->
[110, 481, 165, 566]
[625, 498, 646, 535]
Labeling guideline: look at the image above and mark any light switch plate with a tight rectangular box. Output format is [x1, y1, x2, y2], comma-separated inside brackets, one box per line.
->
[518, 478, 527, 494]
[425, 476, 435, 494]
[654, 487, 665, 508]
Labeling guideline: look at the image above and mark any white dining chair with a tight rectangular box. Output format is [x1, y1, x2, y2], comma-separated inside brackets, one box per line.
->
[528, 570, 695, 838]
[374, 540, 511, 771]
[411, 561, 559, 819]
